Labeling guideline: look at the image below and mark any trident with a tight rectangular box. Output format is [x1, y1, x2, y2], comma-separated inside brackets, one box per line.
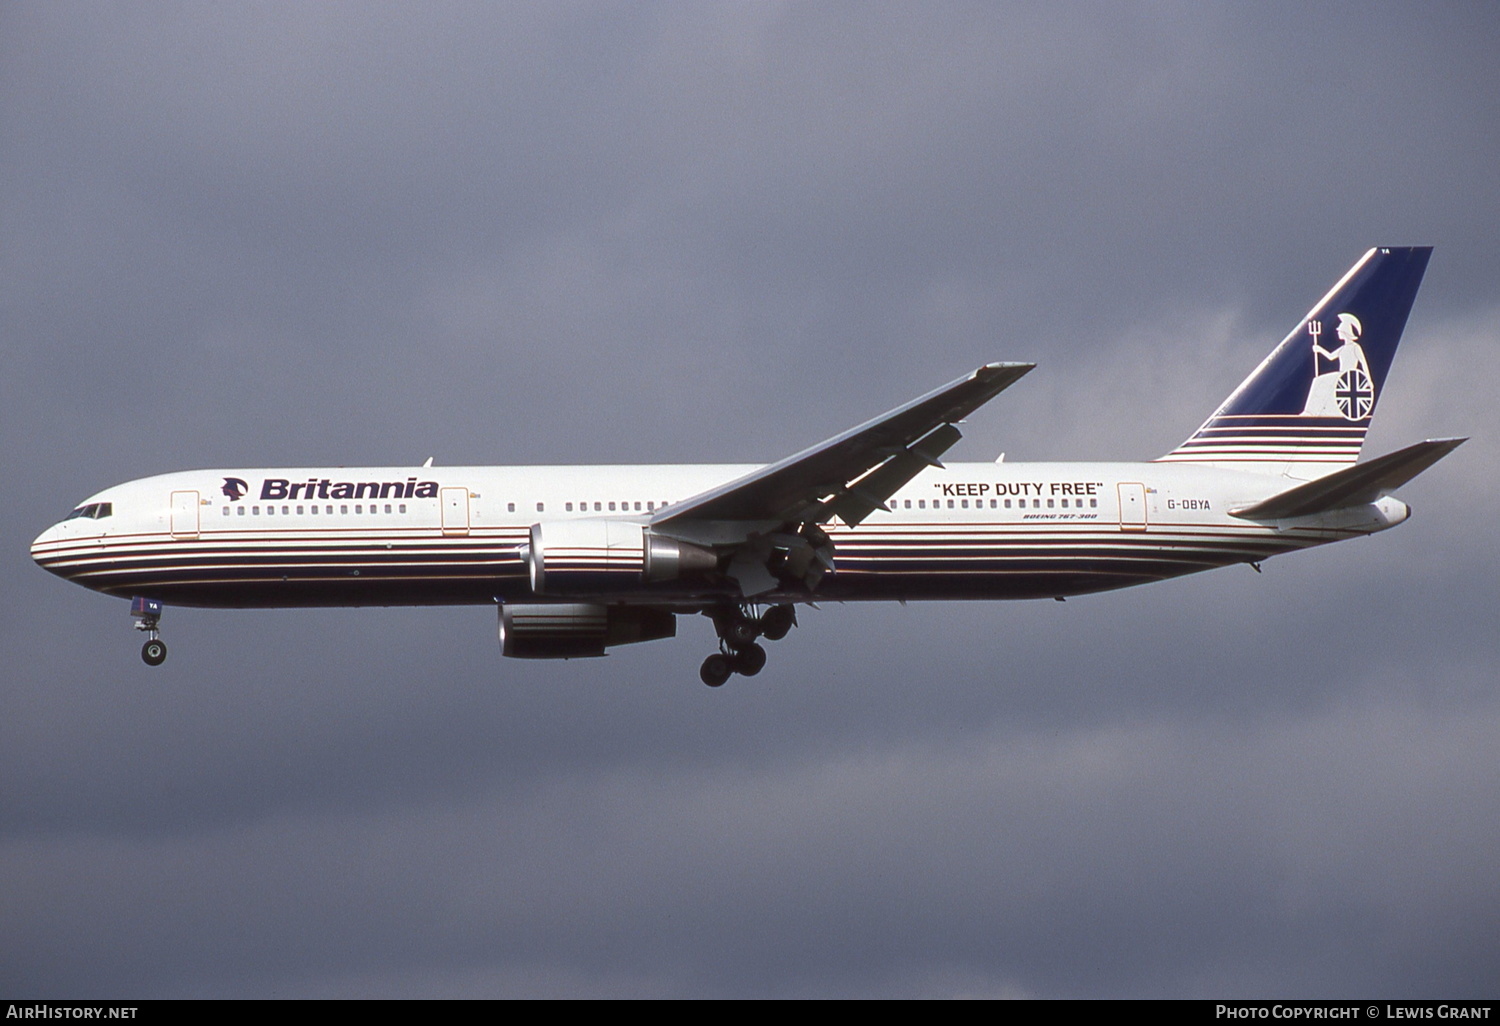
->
[1307, 318, 1324, 372]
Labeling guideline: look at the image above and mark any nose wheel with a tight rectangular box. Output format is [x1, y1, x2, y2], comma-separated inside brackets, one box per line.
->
[141, 638, 167, 666]
[131, 597, 167, 666]
[699, 604, 795, 686]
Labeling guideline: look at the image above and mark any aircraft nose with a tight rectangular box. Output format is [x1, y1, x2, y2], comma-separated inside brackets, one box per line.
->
[31, 522, 64, 572]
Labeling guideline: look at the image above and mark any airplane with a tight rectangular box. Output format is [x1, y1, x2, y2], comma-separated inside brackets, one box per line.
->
[32, 246, 1464, 686]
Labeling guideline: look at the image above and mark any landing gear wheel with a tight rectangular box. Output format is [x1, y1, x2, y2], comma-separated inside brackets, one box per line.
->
[141, 639, 167, 666]
[759, 604, 795, 642]
[725, 617, 759, 650]
[734, 642, 767, 677]
[700, 653, 732, 687]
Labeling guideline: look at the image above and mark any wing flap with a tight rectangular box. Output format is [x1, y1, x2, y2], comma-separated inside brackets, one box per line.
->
[1230, 437, 1466, 520]
[817, 422, 963, 527]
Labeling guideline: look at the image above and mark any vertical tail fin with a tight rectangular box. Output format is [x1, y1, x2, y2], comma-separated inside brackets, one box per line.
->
[1158, 247, 1431, 478]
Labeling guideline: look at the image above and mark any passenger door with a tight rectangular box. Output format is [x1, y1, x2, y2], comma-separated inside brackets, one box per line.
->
[1117, 482, 1148, 531]
[170, 490, 200, 539]
[441, 487, 470, 537]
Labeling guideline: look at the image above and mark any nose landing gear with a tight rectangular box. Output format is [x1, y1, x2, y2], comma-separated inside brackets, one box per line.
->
[698, 604, 796, 686]
[131, 597, 167, 666]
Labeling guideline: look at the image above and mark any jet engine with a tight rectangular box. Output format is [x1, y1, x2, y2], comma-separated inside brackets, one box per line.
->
[527, 520, 717, 595]
[498, 603, 676, 659]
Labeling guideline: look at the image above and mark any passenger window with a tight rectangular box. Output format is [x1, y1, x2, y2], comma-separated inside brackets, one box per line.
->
[310, 505, 318, 515]
[566, 502, 573, 512]
[536, 502, 544, 512]
[296, 505, 304, 515]
[237, 507, 246, 516]
[594, 502, 602, 511]
[354, 505, 361, 514]
[507, 502, 515, 513]
[340, 505, 348, 514]
[222, 507, 230, 517]
[399, 504, 407, 513]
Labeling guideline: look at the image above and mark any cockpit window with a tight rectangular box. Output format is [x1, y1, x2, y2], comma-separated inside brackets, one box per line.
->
[63, 502, 113, 520]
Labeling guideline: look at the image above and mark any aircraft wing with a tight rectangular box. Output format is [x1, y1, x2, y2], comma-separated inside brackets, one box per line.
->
[653, 362, 1034, 529]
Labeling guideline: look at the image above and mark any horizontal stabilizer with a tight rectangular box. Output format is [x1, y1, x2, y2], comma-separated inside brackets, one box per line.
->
[1230, 437, 1466, 520]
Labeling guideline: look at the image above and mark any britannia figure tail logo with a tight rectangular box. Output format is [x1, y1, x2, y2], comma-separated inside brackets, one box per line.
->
[1303, 313, 1373, 420]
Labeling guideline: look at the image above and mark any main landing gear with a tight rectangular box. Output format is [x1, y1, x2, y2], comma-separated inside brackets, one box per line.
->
[131, 596, 167, 666]
[699, 604, 797, 687]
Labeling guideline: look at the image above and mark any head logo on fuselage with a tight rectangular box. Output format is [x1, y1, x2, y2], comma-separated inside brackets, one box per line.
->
[222, 477, 249, 501]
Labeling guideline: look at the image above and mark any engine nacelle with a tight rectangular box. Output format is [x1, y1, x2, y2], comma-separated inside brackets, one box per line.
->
[498, 603, 676, 659]
[643, 534, 719, 583]
[527, 520, 717, 595]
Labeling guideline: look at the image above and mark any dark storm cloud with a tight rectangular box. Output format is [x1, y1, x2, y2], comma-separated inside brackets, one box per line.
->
[3, 1, 1497, 997]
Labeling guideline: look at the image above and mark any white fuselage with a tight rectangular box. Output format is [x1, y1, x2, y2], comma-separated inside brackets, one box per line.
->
[30, 461, 1408, 610]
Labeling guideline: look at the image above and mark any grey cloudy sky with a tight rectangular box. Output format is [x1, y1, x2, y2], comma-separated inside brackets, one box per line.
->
[3, 1, 1497, 998]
